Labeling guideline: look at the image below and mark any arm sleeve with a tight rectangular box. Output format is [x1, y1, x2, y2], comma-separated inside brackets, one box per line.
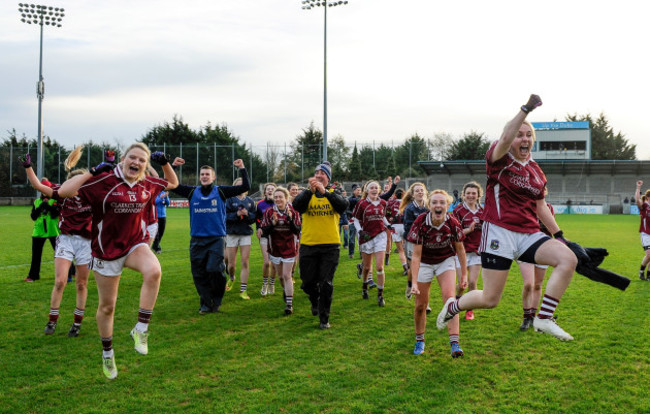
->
[291, 189, 312, 214]
[171, 184, 194, 200]
[225, 199, 240, 224]
[380, 184, 397, 200]
[325, 191, 349, 215]
[219, 168, 250, 200]
[246, 200, 258, 225]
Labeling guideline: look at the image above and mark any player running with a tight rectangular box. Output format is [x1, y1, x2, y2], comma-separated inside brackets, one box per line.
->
[436, 94, 580, 342]
[353, 180, 389, 306]
[21, 147, 93, 337]
[408, 190, 467, 357]
[452, 181, 484, 320]
[58, 143, 179, 379]
[261, 187, 301, 315]
[635, 180, 650, 281]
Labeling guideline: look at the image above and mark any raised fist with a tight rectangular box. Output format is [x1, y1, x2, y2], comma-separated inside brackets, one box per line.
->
[151, 151, 169, 166]
[521, 94, 542, 114]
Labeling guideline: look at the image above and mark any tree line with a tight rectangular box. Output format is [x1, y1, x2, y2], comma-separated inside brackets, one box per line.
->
[1, 112, 636, 197]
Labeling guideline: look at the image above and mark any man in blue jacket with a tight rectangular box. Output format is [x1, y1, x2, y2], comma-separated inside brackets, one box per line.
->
[172, 159, 250, 314]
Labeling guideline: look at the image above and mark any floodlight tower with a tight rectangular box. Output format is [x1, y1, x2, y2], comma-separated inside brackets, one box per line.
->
[301, 0, 349, 163]
[17, 3, 65, 180]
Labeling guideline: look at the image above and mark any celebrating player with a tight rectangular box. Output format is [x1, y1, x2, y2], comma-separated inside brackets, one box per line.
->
[408, 190, 467, 357]
[22, 147, 92, 337]
[261, 187, 301, 314]
[400, 182, 429, 301]
[452, 181, 484, 320]
[353, 180, 389, 306]
[436, 95, 580, 342]
[635, 180, 650, 280]
[58, 143, 179, 379]
[225, 177, 257, 299]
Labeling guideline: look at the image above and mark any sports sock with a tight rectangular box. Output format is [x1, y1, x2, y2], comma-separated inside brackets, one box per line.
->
[49, 308, 60, 323]
[263, 276, 268, 286]
[448, 299, 461, 316]
[523, 308, 535, 319]
[101, 336, 113, 357]
[73, 308, 84, 326]
[363, 282, 369, 290]
[538, 294, 559, 319]
[270, 278, 275, 287]
[286, 296, 293, 306]
[136, 308, 153, 332]
[378, 288, 384, 297]
[240, 283, 247, 293]
[415, 333, 425, 342]
[449, 334, 459, 344]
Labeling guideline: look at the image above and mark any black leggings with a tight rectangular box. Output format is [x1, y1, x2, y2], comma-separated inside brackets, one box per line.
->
[28, 237, 56, 280]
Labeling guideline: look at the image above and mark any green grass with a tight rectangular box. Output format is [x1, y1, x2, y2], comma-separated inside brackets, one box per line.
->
[1, 207, 649, 413]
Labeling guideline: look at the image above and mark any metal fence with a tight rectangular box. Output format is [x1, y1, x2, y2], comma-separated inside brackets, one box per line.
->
[1, 141, 431, 197]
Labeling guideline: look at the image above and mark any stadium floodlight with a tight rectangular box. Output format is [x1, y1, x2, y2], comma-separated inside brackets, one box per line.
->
[17, 3, 65, 181]
[301, 0, 349, 163]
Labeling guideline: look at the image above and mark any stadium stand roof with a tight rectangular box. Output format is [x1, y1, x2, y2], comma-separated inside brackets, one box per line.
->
[418, 159, 650, 176]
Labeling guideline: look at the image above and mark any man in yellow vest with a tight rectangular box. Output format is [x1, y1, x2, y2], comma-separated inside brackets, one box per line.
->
[292, 162, 349, 329]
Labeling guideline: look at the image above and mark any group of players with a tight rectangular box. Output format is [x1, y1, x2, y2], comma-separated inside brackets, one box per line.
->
[23, 94, 625, 379]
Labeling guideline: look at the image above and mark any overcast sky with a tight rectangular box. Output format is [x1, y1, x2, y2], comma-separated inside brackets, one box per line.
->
[1, 0, 648, 158]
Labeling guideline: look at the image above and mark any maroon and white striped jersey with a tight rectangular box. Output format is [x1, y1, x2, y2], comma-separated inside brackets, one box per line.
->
[453, 202, 483, 253]
[482, 141, 547, 233]
[52, 184, 92, 239]
[353, 198, 387, 244]
[407, 212, 465, 265]
[77, 165, 167, 260]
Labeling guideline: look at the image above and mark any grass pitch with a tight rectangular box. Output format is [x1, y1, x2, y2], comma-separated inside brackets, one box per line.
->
[1, 207, 649, 413]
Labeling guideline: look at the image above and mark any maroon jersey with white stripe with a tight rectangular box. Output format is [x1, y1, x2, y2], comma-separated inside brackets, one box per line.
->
[51, 184, 92, 239]
[261, 204, 301, 258]
[640, 202, 650, 234]
[77, 165, 167, 260]
[407, 212, 465, 265]
[482, 141, 547, 233]
[386, 198, 403, 225]
[353, 198, 387, 244]
[146, 198, 157, 225]
[453, 202, 483, 253]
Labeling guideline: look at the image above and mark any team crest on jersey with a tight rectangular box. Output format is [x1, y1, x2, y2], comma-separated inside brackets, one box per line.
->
[95, 259, 104, 269]
[211, 199, 217, 206]
[490, 239, 499, 250]
[142, 191, 149, 200]
[436, 235, 441, 242]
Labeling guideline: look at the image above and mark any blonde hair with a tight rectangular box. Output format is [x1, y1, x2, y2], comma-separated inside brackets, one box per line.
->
[428, 189, 453, 207]
[361, 180, 380, 199]
[123, 142, 151, 182]
[399, 182, 428, 214]
[233, 177, 248, 196]
[462, 181, 484, 201]
[67, 168, 87, 180]
[522, 120, 537, 146]
[64, 146, 84, 172]
[643, 190, 650, 203]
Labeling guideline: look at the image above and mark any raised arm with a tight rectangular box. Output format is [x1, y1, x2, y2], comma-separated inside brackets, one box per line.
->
[636, 181, 644, 209]
[151, 152, 179, 190]
[20, 154, 54, 197]
[490, 94, 542, 163]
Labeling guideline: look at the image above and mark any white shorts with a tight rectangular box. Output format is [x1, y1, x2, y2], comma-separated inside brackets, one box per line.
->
[269, 254, 296, 265]
[147, 223, 158, 241]
[417, 256, 457, 283]
[405, 240, 415, 260]
[55, 234, 92, 265]
[392, 224, 404, 243]
[226, 234, 252, 248]
[259, 236, 269, 246]
[641, 232, 650, 249]
[360, 231, 388, 255]
[91, 243, 149, 277]
[516, 260, 549, 270]
[479, 222, 549, 261]
[455, 252, 482, 268]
